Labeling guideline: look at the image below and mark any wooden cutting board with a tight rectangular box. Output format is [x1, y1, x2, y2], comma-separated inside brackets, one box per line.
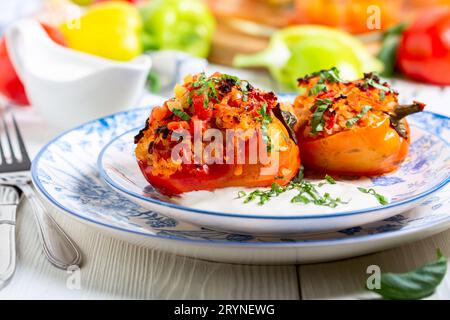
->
[209, 18, 381, 67]
[207, 0, 294, 66]
[209, 20, 271, 66]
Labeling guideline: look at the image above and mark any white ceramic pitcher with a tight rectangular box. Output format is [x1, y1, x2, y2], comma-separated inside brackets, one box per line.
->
[6, 19, 151, 128]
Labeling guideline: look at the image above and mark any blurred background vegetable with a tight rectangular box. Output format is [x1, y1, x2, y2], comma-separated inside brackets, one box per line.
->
[139, 0, 215, 58]
[1, 0, 450, 108]
[377, 23, 406, 77]
[397, 6, 450, 85]
[293, 0, 404, 34]
[377, 6, 450, 85]
[0, 23, 66, 105]
[70, 0, 94, 5]
[71, 0, 139, 5]
[60, 1, 142, 61]
[233, 25, 382, 91]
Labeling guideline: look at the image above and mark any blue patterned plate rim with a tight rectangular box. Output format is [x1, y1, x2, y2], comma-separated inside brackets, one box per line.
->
[31, 108, 450, 247]
[32, 178, 450, 247]
[97, 120, 450, 220]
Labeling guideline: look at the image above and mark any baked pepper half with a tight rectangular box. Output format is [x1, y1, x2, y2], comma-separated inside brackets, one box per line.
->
[292, 68, 425, 176]
[134, 72, 300, 195]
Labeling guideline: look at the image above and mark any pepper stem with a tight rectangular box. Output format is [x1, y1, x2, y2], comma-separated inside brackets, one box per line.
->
[391, 101, 426, 122]
[389, 101, 425, 139]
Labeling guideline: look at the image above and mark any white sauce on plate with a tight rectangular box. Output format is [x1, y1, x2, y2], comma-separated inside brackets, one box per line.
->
[173, 181, 389, 216]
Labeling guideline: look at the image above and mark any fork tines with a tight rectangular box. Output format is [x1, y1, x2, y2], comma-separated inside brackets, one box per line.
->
[0, 110, 31, 173]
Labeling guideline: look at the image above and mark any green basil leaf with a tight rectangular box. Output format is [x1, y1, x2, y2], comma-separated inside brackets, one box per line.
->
[371, 249, 447, 300]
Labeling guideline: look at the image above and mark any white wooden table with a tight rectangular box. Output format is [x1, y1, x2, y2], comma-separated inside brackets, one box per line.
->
[1, 79, 449, 300]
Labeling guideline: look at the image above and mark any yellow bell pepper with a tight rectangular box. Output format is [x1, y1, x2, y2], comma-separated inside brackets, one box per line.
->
[60, 1, 142, 61]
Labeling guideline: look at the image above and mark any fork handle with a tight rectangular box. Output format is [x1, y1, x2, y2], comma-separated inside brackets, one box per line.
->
[0, 222, 16, 288]
[21, 184, 82, 270]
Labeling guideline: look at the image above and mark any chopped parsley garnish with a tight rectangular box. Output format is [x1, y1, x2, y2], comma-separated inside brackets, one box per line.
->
[207, 81, 218, 102]
[310, 98, 333, 135]
[243, 183, 281, 205]
[318, 174, 337, 186]
[294, 166, 304, 183]
[346, 106, 372, 128]
[257, 102, 273, 152]
[189, 72, 251, 109]
[237, 172, 388, 208]
[192, 72, 207, 86]
[220, 73, 251, 102]
[308, 67, 342, 96]
[357, 187, 389, 205]
[290, 194, 310, 204]
[220, 73, 240, 83]
[191, 73, 217, 109]
[313, 67, 342, 83]
[309, 83, 327, 96]
[325, 174, 336, 184]
[172, 108, 191, 121]
[237, 190, 247, 199]
[289, 181, 346, 208]
[257, 102, 271, 122]
[240, 81, 249, 102]
[238, 171, 347, 208]
[364, 78, 392, 92]
[361, 73, 395, 101]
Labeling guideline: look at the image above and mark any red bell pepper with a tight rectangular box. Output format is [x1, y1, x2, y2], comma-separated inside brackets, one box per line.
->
[397, 7, 450, 85]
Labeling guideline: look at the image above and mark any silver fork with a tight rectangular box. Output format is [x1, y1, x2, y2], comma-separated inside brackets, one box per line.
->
[0, 110, 82, 269]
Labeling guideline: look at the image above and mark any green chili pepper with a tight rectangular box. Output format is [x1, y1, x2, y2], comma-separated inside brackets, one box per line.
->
[233, 25, 382, 91]
[139, 0, 215, 58]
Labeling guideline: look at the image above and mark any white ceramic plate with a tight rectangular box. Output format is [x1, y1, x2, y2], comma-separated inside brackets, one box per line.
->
[31, 106, 450, 264]
[98, 119, 450, 234]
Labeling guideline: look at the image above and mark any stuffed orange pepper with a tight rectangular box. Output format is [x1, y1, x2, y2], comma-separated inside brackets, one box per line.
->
[293, 68, 425, 176]
[135, 72, 300, 195]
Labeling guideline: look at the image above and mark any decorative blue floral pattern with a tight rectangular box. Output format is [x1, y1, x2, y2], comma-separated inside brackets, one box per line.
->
[31, 107, 450, 245]
[371, 177, 404, 186]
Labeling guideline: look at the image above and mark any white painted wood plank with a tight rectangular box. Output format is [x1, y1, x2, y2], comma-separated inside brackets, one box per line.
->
[299, 231, 450, 300]
[0, 197, 300, 300]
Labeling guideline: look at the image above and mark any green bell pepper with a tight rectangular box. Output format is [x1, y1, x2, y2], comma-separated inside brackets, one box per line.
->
[140, 0, 215, 58]
[233, 25, 383, 91]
